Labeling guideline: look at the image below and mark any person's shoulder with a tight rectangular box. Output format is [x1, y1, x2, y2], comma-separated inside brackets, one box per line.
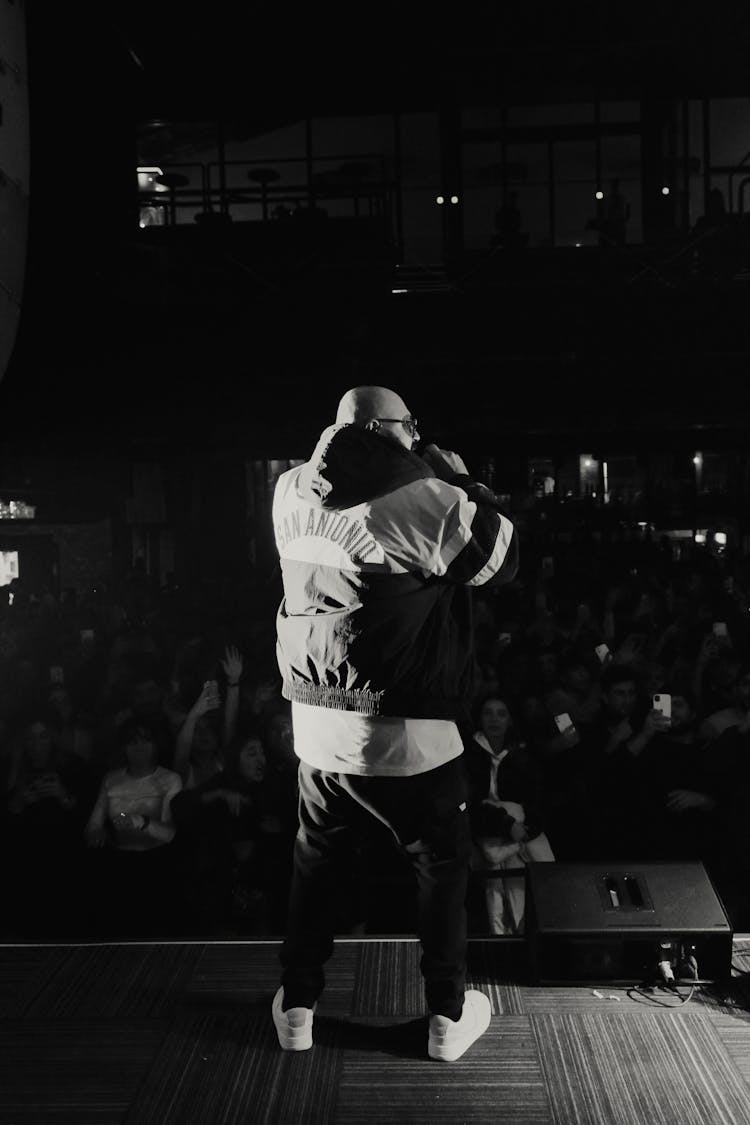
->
[154, 765, 182, 787]
[701, 707, 741, 735]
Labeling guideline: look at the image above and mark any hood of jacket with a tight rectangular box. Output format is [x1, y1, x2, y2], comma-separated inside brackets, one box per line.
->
[297, 423, 434, 510]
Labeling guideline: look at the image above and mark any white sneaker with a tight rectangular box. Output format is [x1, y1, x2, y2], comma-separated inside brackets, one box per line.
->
[271, 987, 314, 1051]
[428, 990, 491, 1061]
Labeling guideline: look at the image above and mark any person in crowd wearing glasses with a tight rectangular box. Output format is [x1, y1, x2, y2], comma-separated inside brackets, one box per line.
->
[270, 384, 519, 1061]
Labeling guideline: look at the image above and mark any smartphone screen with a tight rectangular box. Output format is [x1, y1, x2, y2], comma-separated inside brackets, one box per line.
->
[595, 643, 610, 663]
[554, 712, 574, 734]
[203, 680, 221, 709]
[653, 694, 672, 719]
[713, 622, 728, 637]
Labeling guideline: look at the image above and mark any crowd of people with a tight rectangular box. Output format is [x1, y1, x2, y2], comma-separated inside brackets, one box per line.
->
[2, 522, 750, 943]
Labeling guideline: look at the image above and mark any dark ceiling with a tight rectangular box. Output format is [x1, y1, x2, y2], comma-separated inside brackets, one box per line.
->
[4, 1, 750, 451]
[29, 2, 750, 135]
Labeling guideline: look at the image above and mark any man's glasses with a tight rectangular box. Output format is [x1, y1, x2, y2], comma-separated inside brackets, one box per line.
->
[376, 415, 419, 437]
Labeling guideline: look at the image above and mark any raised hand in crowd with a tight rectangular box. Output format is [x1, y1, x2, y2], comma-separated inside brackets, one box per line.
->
[604, 717, 633, 753]
[174, 679, 223, 784]
[624, 706, 671, 758]
[544, 718, 581, 760]
[221, 645, 244, 689]
[220, 644, 244, 746]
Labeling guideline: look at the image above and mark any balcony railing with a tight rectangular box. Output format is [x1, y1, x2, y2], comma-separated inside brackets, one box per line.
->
[137, 152, 393, 232]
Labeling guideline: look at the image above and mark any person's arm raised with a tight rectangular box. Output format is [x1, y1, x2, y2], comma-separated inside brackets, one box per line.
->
[220, 645, 244, 748]
[174, 682, 219, 782]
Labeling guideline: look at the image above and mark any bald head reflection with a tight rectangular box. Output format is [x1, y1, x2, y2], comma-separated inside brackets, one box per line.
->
[336, 386, 410, 425]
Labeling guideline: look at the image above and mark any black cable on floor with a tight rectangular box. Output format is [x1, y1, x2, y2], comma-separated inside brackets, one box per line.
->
[626, 984, 697, 1008]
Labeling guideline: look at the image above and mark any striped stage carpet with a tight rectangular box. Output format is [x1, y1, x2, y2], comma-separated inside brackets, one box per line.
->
[1, 939, 750, 1124]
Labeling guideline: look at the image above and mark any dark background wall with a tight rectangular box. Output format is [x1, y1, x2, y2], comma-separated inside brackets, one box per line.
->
[2, 1, 750, 591]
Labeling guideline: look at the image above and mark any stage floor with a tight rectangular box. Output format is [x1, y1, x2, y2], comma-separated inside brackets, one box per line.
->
[2, 937, 750, 1124]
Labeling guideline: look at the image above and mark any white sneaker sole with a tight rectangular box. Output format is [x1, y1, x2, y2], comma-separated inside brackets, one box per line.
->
[272, 986, 314, 1051]
[428, 990, 492, 1061]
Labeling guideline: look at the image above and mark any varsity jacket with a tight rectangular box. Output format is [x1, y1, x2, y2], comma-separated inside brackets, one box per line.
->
[273, 422, 519, 721]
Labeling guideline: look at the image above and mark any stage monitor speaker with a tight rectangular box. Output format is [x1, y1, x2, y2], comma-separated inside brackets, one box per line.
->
[526, 860, 733, 986]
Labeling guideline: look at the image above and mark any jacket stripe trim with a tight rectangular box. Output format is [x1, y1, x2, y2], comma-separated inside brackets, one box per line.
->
[467, 515, 517, 587]
[444, 509, 515, 586]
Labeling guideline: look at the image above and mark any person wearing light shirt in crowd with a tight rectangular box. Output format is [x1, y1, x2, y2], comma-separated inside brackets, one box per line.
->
[84, 716, 182, 937]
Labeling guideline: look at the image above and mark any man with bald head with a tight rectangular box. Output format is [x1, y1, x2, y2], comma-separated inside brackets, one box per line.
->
[271, 385, 519, 1061]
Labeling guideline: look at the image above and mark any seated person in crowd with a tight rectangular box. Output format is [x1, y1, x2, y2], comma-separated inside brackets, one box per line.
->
[260, 706, 301, 930]
[4, 707, 97, 939]
[45, 683, 94, 764]
[171, 724, 296, 936]
[95, 640, 178, 772]
[563, 662, 650, 860]
[102, 668, 177, 772]
[462, 694, 554, 935]
[261, 707, 299, 828]
[516, 691, 551, 760]
[632, 687, 719, 862]
[84, 716, 183, 938]
[543, 649, 603, 735]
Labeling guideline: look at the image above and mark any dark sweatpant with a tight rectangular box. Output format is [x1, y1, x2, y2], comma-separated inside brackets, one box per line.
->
[280, 757, 472, 1020]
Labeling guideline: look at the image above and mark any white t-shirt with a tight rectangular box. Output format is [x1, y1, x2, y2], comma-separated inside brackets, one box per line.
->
[291, 701, 463, 776]
[88, 765, 182, 851]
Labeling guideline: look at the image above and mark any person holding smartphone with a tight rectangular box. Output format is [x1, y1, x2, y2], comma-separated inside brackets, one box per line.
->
[270, 385, 519, 1061]
[632, 689, 719, 862]
[572, 662, 650, 860]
